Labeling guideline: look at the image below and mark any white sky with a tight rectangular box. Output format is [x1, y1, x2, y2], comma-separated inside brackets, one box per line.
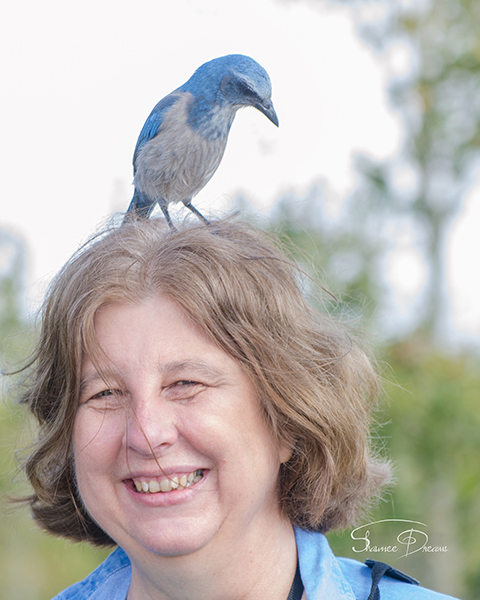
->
[0, 0, 478, 344]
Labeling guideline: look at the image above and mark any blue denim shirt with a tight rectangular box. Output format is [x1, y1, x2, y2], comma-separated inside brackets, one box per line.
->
[52, 527, 458, 599]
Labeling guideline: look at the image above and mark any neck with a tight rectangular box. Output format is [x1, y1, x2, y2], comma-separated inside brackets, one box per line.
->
[127, 518, 297, 600]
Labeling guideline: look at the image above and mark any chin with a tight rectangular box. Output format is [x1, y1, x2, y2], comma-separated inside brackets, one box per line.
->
[138, 530, 214, 558]
[125, 517, 220, 559]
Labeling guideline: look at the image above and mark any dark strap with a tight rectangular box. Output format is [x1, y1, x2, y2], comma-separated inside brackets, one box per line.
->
[287, 561, 304, 600]
[365, 560, 419, 600]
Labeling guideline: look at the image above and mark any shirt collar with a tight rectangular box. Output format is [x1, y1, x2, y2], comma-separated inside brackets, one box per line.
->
[295, 527, 357, 599]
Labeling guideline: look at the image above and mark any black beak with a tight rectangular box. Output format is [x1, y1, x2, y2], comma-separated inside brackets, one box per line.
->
[256, 99, 279, 127]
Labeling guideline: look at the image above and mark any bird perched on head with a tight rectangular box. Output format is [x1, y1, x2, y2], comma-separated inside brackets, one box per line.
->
[124, 54, 279, 229]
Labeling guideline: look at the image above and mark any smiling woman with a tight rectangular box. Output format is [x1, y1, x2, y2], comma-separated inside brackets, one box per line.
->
[74, 296, 292, 563]
[15, 218, 457, 600]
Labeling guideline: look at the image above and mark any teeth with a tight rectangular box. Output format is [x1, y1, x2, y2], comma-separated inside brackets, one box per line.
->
[133, 470, 204, 494]
[149, 480, 160, 493]
[160, 478, 171, 492]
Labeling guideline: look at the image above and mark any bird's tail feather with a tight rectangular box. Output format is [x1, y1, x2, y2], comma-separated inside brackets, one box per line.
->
[123, 191, 156, 223]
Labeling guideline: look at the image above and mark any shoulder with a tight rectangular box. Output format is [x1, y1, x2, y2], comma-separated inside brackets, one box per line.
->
[337, 556, 459, 600]
[294, 528, 459, 600]
[51, 547, 131, 600]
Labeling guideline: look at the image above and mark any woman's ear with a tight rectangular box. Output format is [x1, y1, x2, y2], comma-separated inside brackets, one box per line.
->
[279, 442, 293, 465]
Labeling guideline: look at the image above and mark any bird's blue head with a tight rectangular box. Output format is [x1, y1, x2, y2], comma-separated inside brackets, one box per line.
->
[183, 54, 279, 133]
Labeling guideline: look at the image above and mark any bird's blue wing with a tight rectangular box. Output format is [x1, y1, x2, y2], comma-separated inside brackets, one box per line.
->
[133, 92, 181, 169]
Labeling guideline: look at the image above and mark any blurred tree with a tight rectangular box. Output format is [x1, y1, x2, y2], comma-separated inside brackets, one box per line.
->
[356, 0, 480, 340]
[263, 182, 386, 328]
[278, 0, 480, 342]
[0, 230, 26, 346]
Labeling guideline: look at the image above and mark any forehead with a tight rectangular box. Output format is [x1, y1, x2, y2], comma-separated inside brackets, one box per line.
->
[83, 296, 246, 381]
[93, 296, 206, 344]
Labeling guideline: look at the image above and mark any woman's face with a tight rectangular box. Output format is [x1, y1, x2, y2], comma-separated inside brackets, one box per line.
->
[74, 295, 291, 561]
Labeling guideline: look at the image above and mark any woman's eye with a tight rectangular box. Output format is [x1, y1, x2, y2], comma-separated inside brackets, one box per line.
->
[82, 389, 123, 410]
[92, 389, 115, 399]
[171, 380, 202, 392]
[165, 380, 205, 399]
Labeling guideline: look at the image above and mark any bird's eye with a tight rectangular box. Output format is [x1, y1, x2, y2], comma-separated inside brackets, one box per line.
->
[237, 81, 258, 100]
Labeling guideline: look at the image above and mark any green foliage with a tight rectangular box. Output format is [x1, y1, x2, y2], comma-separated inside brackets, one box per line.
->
[328, 342, 480, 599]
[0, 399, 110, 600]
[382, 341, 480, 598]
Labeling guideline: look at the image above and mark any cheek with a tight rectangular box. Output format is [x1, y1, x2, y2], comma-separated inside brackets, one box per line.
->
[72, 412, 123, 477]
[72, 421, 100, 493]
[224, 415, 284, 484]
[73, 418, 123, 520]
[74, 406, 125, 443]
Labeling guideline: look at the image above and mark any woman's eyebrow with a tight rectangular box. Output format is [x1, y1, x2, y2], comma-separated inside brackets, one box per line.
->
[79, 371, 121, 396]
[157, 360, 225, 380]
[79, 372, 104, 395]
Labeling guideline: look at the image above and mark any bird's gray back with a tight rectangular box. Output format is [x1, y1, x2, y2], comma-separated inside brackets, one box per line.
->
[133, 92, 229, 204]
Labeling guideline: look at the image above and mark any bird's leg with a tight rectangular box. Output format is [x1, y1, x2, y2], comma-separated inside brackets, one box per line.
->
[183, 200, 211, 226]
[158, 199, 176, 231]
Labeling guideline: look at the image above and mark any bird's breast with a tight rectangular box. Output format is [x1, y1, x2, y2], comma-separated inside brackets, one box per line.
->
[189, 101, 237, 141]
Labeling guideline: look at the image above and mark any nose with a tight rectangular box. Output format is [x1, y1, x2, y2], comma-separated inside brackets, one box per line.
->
[123, 395, 179, 457]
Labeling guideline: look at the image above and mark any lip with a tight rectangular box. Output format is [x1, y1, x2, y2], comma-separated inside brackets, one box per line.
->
[122, 468, 209, 507]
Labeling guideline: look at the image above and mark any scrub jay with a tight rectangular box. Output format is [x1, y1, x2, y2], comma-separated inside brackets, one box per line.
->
[124, 54, 279, 228]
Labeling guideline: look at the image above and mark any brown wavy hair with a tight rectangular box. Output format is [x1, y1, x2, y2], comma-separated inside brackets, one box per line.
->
[18, 218, 392, 546]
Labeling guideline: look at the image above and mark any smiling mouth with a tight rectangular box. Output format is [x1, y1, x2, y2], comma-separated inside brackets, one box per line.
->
[131, 469, 205, 494]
